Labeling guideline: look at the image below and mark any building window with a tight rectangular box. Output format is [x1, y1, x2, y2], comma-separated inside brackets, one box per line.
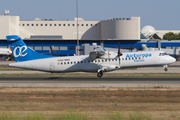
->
[45, 24, 47, 26]
[32, 24, 34, 26]
[0, 46, 7, 48]
[68, 24, 70, 26]
[28, 46, 34, 50]
[63, 24, 66, 26]
[22, 24, 25, 26]
[82, 24, 84, 26]
[86, 24, 88, 26]
[54, 24, 56, 26]
[27, 24, 29, 26]
[54, 46, 59, 50]
[50, 24, 52, 26]
[72, 24, 75, 26]
[77, 24, 79, 26]
[59, 24, 61, 26]
[91, 24, 93, 26]
[95, 24, 97, 26]
[43, 46, 49, 50]
[36, 24, 38, 26]
[60, 46, 67, 50]
[41, 24, 43, 26]
[70, 46, 76, 50]
[34, 46, 42, 50]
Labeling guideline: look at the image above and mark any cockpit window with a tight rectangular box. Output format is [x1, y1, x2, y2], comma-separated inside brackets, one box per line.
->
[159, 52, 167, 56]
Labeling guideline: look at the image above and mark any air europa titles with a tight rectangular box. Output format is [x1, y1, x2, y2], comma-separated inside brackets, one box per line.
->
[126, 53, 152, 58]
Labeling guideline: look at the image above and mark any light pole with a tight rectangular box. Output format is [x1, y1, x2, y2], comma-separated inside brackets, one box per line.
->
[76, 0, 79, 56]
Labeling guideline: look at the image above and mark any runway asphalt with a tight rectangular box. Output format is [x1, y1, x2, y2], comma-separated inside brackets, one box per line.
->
[0, 77, 179, 88]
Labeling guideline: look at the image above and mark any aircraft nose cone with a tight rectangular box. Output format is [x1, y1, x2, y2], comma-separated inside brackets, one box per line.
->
[172, 57, 176, 63]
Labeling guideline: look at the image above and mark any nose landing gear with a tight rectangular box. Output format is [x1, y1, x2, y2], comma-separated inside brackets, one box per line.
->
[163, 65, 168, 71]
[164, 68, 168, 71]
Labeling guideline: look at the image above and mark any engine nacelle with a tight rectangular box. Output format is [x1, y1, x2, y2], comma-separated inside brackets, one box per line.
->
[99, 51, 117, 59]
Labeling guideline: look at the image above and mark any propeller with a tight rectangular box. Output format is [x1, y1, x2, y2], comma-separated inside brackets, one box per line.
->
[117, 42, 123, 66]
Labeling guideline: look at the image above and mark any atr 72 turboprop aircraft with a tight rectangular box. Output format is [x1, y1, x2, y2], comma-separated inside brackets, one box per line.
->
[6, 35, 176, 78]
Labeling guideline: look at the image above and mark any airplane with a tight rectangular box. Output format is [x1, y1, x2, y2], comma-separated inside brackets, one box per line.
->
[0, 46, 12, 55]
[0, 46, 12, 60]
[6, 35, 176, 78]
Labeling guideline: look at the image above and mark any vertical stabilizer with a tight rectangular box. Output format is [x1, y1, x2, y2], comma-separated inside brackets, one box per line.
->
[6, 35, 53, 62]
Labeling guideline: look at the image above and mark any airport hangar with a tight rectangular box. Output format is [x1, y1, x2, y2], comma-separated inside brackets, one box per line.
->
[0, 13, 180, 58]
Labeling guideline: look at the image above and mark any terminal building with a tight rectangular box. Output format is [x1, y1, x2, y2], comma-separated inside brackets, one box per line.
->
[0, 10, 180, 60]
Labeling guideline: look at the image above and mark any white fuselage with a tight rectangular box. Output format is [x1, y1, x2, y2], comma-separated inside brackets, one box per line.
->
[9, 50, 176, 73]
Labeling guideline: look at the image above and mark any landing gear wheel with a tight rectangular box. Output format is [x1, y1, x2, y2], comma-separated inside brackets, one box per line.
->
[164, 68, 168, 71]
[97, 71, 103, 78]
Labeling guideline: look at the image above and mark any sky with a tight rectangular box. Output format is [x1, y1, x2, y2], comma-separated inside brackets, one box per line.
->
[0, 0, 180, 30]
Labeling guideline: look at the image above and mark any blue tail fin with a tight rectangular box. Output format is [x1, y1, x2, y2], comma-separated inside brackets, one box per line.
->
[6, 35, 54, 62]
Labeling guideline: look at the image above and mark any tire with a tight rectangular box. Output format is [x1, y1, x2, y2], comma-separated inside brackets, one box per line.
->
[164, 68, 168, 71]
[97, 71, 103, 78]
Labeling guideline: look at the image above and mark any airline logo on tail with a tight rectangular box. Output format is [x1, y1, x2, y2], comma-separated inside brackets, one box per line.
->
[13, 46, 28, 57]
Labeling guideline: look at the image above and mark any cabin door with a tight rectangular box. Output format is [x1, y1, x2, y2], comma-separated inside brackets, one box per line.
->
[50, 62, 55, 71]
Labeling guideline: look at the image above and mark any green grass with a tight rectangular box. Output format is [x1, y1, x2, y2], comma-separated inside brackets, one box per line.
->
[0, 112, 153, 120]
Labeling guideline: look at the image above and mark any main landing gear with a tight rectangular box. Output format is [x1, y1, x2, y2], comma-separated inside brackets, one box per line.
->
[97, 71, 103, 78]
[164, 65, 168, 71]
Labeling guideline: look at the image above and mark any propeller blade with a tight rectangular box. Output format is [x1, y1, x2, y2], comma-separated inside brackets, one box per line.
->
[118, 42, 120, 57]
[118, 42, 120, 65]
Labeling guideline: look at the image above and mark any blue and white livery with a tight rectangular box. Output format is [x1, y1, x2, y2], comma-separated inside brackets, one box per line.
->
[6, 35, 176, 78]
